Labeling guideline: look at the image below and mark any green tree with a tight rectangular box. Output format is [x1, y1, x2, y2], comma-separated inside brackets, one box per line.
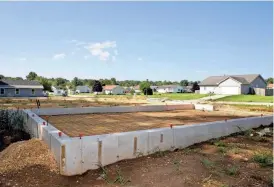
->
[0, 75, 4, 79]
[26, 71, 38, 80]
[266, 77, 273, 84]
[191, 81, 200, 92]
[71, 77, 83, 89]
[140, 80, 152, 95]
[180, 80, 189, 86]
[93, 80, 103, 92]
[111, 77, 117, 85]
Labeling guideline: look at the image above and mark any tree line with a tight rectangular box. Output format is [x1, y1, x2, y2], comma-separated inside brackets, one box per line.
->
[0, 72, 273, 92]
[0, 72, 201, 92]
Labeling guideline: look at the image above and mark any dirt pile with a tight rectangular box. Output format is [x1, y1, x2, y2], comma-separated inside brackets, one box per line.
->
[0, 139, 58, 174]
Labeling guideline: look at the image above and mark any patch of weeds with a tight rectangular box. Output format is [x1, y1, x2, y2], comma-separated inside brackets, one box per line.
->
[113, 168, 130, 185]
[230, 147, 241, 154]
[135, 151, 144, 158]
[214, 140, 226, 147]
[225, 166, 239, 176]
[173, 159, 181, 173]
[251, 136, 269, 143]
[201, 158, 215, 169]
[217, 147, 227, 154]
[253, 152, 273, 167]
[152, 147, 168, 158]
[98, 164, 111, 184]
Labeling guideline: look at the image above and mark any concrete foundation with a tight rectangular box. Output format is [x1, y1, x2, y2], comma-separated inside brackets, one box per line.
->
[22, 104, 273, 176]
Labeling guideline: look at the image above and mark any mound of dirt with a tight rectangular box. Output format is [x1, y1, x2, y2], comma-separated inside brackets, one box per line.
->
[0, 139, 58, 174]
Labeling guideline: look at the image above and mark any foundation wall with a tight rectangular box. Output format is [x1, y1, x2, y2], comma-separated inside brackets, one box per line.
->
[22, 108, 273, 177]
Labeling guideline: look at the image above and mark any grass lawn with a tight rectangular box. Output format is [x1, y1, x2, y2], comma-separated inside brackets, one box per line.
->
[216, 95, 273, 103]
[149, 93, 209, 100]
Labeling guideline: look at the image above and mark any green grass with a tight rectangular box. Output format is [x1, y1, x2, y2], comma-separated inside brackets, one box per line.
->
[225, 166, 239, 176]
[149, 93, 209, 100]
[216, 95, 273, 103]
[252, 152, 273, 167]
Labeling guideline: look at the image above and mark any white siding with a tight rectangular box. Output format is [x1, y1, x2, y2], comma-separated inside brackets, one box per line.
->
[250, 76, 267, 88]
[106, 86, 125, 95]
[199, 86, 220, 94]
[219, 78, 241, 95]
[219, 78, 241, 87]
[157, 86, 183, 93]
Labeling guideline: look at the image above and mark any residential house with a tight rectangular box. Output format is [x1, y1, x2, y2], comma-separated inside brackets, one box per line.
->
[76, 85, 91, 93]
[199, 74, 267, 95]
[0, 79, 44, 97]
[51, 86, 67, 96]
[103, 85, 125, 95]
[156, 85, 184, 93]
[133, 85, 141, 94]
[267, 84, 273, 89]
[123, 87, 131, 93]
[150, 86, 158, 92]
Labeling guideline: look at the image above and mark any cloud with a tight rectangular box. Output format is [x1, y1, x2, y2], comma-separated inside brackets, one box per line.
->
[84, 55, 89, 60]
[112, 56, 116, 62]
[53, 53, 66, 60]
[19, 57, 26, 61]
[69, 40, 86, 46]
[138, 57, 143, 61]
[85, 41, 116, 61]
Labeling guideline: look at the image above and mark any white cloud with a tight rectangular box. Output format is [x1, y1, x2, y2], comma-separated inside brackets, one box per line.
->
[19, 57, 26, 61]
[85, 41, 116, 61]
[53, 53, 66, 60]
[138, 57, 143, 61]
[112, 56, 116, 62]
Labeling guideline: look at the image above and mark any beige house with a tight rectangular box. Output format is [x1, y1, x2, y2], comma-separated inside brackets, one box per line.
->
[199, 74, 267, 95]
[103, 85, 125, 95]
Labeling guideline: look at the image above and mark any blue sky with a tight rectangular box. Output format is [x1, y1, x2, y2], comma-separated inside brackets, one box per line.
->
[0, 2, 272, 81]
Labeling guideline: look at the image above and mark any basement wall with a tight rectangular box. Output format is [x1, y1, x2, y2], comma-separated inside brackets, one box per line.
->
[22, 109, 273, 176]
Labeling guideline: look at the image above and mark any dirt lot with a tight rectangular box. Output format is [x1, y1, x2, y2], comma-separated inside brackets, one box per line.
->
[40, 109, 263, 137]
[0, 126, 272, 187]
[0, 97, 145, 109]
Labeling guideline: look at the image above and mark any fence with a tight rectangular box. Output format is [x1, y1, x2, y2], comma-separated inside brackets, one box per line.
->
[254, 88, 273, 96]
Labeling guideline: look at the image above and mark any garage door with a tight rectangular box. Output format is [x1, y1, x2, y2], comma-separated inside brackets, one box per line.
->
[220, 86, 240, 95]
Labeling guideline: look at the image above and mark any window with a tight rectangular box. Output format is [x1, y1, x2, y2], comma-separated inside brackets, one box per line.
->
[15, 88, 20, 95]
[0, 88, 5, 95]
[32, 89, 35, 95]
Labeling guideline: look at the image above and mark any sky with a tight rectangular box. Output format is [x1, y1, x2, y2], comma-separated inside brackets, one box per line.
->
[0, 2, 273, 81]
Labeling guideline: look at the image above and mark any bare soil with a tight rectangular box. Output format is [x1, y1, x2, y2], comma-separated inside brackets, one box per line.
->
[0, 97, 145, 109]
[40, 109, 260, 137]
[0, 127, 272, 187]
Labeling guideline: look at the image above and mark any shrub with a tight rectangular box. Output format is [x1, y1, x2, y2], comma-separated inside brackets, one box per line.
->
[253, 152, 273, 167]
[0, 109, 25, 131]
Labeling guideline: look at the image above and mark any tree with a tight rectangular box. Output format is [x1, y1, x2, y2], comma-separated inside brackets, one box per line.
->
[0, 75, 4, 79]
[93, 80, 103, 92]
[266, 77, 273, 84]
[180, 80, 189, 86]
[71, 77, 83, 90]
[191, 81, 200, 92]
[111, 78, 117, 85]
[140, 81, 153, 95]
[26, 71, 38, 80]
[143, 87, 153, 95]
[40, 78, 52, 91]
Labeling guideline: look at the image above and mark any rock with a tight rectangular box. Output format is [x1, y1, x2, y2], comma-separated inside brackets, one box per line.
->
[3, 136, 12, 146]
[96, 174, 106, 180]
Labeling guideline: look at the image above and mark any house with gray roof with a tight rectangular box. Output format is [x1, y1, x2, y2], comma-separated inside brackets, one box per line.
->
[0, 79, 44, 97]
[156, 85, 184, 93]
[199, 74, 267, 95]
